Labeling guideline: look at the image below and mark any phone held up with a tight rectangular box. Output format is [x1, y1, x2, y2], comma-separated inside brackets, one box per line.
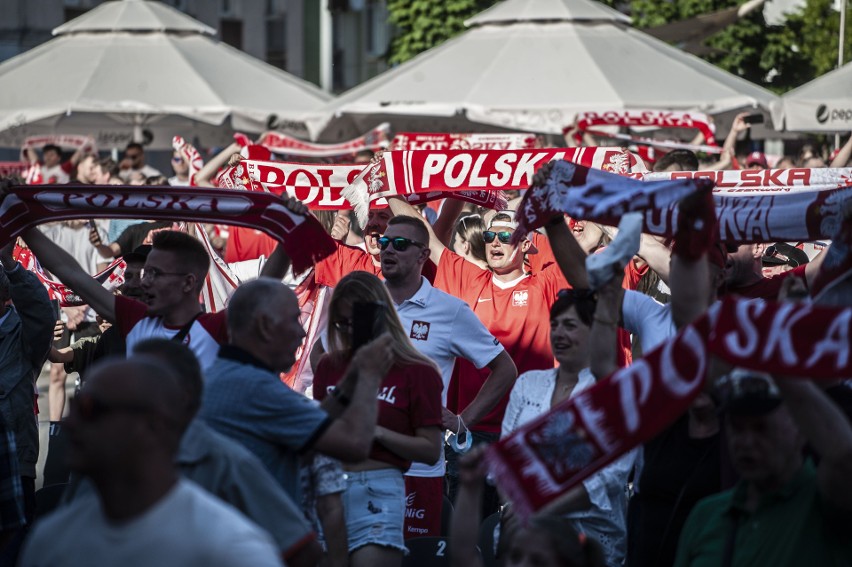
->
[742, 114, 765, 125]
[351, 301, 387, 351]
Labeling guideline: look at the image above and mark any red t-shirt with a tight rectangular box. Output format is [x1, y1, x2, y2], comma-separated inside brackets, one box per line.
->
[435, 250, 569, 432]
[526, 232, 556, 274]
[313, 353, 443, 470]
[224, 226, 278, 263]
[726, 264, 808, 300]
[313, 241, 437, 287]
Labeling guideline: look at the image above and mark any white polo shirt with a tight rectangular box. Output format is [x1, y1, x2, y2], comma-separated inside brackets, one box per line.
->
[394, 277, 504, 477]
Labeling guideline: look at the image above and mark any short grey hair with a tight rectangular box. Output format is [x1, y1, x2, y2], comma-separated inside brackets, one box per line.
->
[226, 277, 290, 336]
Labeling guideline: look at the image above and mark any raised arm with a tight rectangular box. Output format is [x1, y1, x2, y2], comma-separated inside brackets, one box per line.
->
[669, 189, 715, 330]
[194, 142, 241, 187]
[544, 218, 590, 289]
[705, 112, 749, 171]
[386, 195, 445, 264]
[258, 196, 310, 280]
[589, 275, 623, 381]
[21, 228, 116, 322]
[432, 198, 465, 248]
[1, 241, 54, 370]
[830, 133, 852, 168]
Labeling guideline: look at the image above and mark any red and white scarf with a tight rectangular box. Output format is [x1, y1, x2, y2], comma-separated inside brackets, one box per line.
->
[218, 159, 510, 213]
[515, 161, 852, 244]
[172, 136, 204, 186]
[486, 296, 852, 520]
[14, 246, 125, 307]
[1, 184, 335, 275]
[22, 135, 97, 154]
[570, 110, 720, 154]
[390, 132, 539, 151]
[258, 123, 391, 158]
[342, 147, 646, 225]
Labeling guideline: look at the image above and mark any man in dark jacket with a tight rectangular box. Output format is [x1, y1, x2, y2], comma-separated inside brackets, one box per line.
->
[0, 240, 54, 563]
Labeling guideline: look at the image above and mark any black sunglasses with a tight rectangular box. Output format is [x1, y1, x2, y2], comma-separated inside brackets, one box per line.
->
[483, 230, 512, 244]
[378, 236, 425, 251]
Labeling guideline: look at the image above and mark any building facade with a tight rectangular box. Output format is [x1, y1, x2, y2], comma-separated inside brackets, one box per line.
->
[0, 0, 391, 93]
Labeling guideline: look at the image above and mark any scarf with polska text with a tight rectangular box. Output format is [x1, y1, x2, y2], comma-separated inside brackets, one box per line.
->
[342, 147, 646, 226]
[0, 184, 335, 275]
[218, 159, 510, 212]
[514, 160, 852, 245]
[390, 132, 539, 151]
[486, 296, 852, 521]
[570, 109, 720, 154]
[13, 246, 125, 306]
[258, 123, 391, 158]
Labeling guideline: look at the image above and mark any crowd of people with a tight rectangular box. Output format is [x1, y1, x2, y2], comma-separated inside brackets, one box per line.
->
[0, 114, 848, 567]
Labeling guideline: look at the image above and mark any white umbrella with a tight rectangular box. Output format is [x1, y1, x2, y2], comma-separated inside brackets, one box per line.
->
[309, 0, 778, 141]
[771, 62, 852, 132]
[0, 0, 330, 149]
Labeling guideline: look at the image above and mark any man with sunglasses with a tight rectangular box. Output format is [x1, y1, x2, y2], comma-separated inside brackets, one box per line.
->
[376, 214, 516, 539]
[118, 142, 161, 182]
[168, 151, 190, 187]
[384, 199, 556, 508]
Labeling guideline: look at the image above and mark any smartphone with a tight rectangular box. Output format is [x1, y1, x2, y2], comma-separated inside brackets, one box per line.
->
[50, 299, 61, 321]
[351, 302, 387, 351]
[742, 114, 765, 124]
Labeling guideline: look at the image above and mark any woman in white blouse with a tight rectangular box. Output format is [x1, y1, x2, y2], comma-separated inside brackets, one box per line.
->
[501, 282, 636, 567]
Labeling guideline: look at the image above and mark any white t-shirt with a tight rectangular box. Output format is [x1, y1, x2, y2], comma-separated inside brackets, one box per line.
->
[394, 278, 504, 399]
[40, 164, 69, 184]
[20, 479, 282, 567]
[621, 290, 676, 355]
[395, 278, 504, 478]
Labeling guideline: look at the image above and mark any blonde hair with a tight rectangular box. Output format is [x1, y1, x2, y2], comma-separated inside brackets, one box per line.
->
[327, 271, 439, 373]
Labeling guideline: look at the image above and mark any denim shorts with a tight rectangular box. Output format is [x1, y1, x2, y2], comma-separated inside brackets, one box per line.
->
[343, 468, 406, 553]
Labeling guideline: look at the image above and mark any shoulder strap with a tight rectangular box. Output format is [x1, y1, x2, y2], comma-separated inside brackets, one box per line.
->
[171, 313, 202, 344]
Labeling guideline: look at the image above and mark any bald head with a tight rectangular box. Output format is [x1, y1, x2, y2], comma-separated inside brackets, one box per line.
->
[227, 277, 297, 336]
[226, 278, 306, 372]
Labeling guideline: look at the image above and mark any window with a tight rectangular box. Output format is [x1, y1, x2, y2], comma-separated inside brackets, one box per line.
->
[266, 16, 287, 70]
[220, 19, 243, 49]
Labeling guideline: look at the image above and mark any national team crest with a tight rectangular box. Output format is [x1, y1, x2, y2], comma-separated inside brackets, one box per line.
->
[410, 321, 430, 340]
[512, 290, 529, 307]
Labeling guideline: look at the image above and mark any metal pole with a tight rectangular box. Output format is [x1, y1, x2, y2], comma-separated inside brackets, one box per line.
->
[320, 1, 333, 93]
[838, 0, 847, 149]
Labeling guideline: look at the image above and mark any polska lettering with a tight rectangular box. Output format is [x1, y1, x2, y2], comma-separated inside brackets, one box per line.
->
[577, 110, 706, 130]
[485, 296, 852, 520]
[419, 151, 566, 189]
[32, 191, 254, 215]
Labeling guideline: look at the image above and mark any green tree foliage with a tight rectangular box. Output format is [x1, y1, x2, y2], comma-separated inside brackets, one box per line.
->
[628, 0, 850, 93]
[386, 0, 850, 92]
[784, 0, 852, 79]
[386, 0, 500, 65]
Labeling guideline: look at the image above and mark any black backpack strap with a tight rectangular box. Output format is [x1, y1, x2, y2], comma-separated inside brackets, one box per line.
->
[171, 313, 202, 344]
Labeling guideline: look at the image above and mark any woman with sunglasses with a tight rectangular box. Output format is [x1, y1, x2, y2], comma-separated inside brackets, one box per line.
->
[501, 281, 636, 567]
[313, 271, 444, 567]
